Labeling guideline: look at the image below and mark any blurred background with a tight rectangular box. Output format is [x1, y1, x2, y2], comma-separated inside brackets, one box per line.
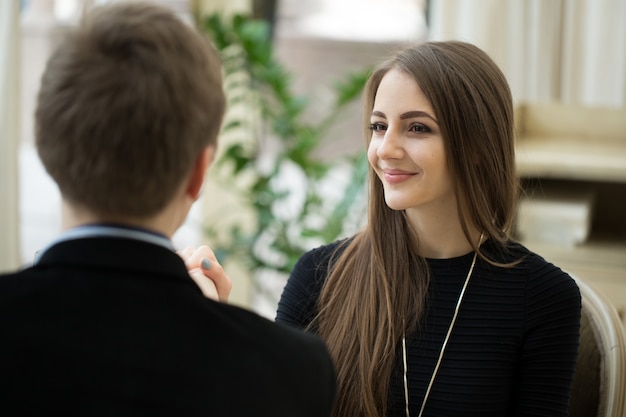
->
[1, 0, 625, 321]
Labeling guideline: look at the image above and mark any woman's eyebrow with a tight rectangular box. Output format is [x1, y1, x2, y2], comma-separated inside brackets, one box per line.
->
[400, 110, 438, 123]
[371, 110, 438, 124]
[371, 110, 387, 119]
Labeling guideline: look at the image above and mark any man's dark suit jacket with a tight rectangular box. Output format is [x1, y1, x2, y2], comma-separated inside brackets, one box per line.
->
[0, 237, 336, 416]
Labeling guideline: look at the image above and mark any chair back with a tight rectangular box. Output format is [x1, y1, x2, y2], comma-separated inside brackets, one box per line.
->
[569, 276, 626, 417]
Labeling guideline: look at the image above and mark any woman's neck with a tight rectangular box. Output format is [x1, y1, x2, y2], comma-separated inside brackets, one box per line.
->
[405, 208, 481, 259]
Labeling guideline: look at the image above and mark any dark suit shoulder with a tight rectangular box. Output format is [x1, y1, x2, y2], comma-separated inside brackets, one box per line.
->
[197, 301, 336, 416]
[0, 263, 336, 417]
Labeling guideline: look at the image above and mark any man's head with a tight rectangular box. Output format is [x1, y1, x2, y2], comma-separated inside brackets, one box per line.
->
[35, 2, 225, 219]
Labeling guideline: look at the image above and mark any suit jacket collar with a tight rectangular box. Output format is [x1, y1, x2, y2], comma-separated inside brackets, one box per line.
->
[35, 237, 196, 288]
[34, 224, 173, 262]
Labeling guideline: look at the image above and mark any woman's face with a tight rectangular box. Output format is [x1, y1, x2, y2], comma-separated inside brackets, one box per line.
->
[367, 68, 456, 215]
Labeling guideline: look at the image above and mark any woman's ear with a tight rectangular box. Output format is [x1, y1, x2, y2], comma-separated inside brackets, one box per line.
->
[187, 146, 215, 201]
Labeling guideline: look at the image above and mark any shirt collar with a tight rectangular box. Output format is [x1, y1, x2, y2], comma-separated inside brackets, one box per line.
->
[34, 224, 173, 264]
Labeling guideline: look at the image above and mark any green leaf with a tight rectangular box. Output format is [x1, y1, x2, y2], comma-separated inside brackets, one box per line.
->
[334, 68, 372, 107]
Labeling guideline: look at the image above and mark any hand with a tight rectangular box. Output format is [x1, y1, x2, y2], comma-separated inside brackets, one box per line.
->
[177, 245, 232, 302]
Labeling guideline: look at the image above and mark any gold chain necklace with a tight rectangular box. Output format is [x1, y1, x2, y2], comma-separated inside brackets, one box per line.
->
[402, 234, 482, 417]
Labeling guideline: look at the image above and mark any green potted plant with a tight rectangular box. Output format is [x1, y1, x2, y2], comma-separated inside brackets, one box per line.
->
[201, 13, 369, 305]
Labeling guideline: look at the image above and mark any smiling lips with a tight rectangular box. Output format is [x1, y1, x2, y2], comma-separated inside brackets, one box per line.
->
[382, 169, 418, 184]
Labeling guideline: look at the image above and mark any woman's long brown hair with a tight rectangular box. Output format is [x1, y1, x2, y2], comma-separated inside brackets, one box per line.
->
[310, 41, 518, 417]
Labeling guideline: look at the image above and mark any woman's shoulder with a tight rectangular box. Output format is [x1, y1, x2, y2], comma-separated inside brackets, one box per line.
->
[294, 237, 352, 273]
[484, 239, 580, 294]
[484, 238, 557, 269]
[276, 238, 353, 327]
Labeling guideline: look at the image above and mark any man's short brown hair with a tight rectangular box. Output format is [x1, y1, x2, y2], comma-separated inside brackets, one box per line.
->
[35, 2, 225, 218]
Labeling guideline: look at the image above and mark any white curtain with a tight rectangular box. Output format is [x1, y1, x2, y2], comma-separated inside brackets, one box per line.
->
[560, 0, 626, 107]
[0, 0, 20, 272]
[429, 0, 626, 108]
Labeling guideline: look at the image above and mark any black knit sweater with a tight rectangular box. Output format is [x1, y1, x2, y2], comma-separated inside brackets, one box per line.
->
[276, 238, 581, 417]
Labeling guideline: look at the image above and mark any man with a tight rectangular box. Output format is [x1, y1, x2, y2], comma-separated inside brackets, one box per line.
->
[0, 3, 335, 416]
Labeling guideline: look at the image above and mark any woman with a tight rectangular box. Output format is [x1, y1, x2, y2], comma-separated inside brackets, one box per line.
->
[276, 41, 581, 417]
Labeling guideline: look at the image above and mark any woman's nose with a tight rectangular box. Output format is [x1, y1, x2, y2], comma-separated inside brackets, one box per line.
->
[376, 130, 403, 160]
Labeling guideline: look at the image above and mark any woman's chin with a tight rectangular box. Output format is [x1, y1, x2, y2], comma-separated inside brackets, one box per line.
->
[383, 198, 409, 211]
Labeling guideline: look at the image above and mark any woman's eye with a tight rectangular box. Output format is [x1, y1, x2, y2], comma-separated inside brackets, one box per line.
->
[409, 124, 431, 133]
[369, 123, 386, 132]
